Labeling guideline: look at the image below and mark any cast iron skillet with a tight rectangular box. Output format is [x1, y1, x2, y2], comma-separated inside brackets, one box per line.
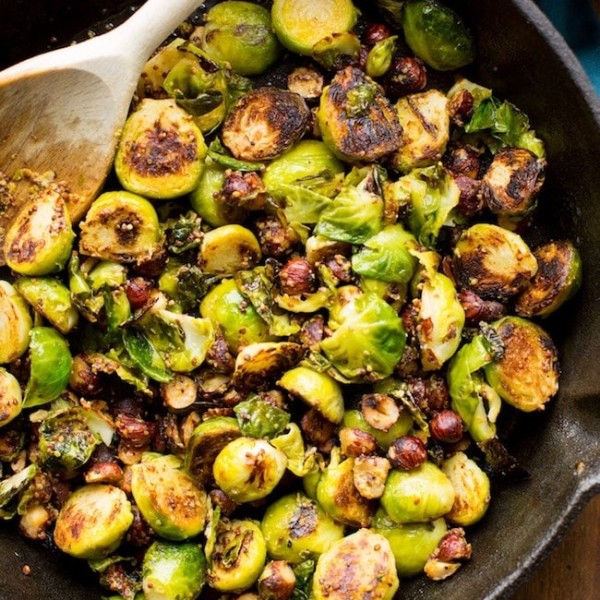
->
[0, 1, 599, 599]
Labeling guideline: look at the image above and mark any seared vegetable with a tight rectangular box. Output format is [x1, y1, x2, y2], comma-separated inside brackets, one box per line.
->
[401, 0, 475, 71]
[4, 188, 74, 276]
[200, 225, 261, 275]
[0, 280, 32, 364]
[221, 88, 310, 161]
[312, 529, 399, 600]
[79, 191, 162, 264]
[200, 1, 281, 76]
[142, 540, 207, 600]
[0, 368, 22, 428]
[342, 407, 413, 451]
[318, 66, 402, 163]
[54, 484, 133, 559]
[271, 0, 358, 55]
[115, 98, 207, 199]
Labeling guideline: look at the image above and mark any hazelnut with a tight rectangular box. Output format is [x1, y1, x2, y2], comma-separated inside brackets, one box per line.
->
[387, 435, 428, 470]
[278, 257, 317, 296]
[363, 22, 393, 46]
[383, 56, 427, 100]
[430, 410, 464, 444]
[124, 276, 153, 309]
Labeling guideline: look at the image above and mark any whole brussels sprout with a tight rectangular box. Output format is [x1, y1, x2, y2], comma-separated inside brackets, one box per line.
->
[0, 280, 32, 364]
[142, 540, 206, 600]
[312, 529, 399, 600]
[115, 98, 207, 199]
[380, 461, 455, 523]
[213, 437, 287, 503]
[201, 1, 281, 76]
[372, 509, 447, 577]
[207, 518, 267, 592]
[54, 484, 133, 559]
[131, 454, 208, 540]
[261, 493, 345, 563]
[0, 368, 22, 428]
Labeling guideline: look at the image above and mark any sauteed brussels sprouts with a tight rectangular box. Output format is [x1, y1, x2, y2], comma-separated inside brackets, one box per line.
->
[0, 0, 583, 598]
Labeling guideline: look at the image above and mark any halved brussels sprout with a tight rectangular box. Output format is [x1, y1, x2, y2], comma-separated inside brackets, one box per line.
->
[316, 451, 375, 527]
[207, 518, 267, 592]
[115, 98, 207, 199]
[441, 451, 490, 526]
[391, 90, 450, 173]
[401, 0, 475, 71]
[213, 437, 287, 503]
[317, 66, 402, 163]
[185, 416, 241, 485]
[271, 0, 358, 56]
[221, 88, 310, 162]
[79, 191, 162, 264]
[200, 225, 261, 275]
[23, 326, 72, 409]
[380, 461, 455, 523]
[278, 366, 345, 424]
[14, 277, 79, 334]
[200, 278, 274, 353]
[200, 1, 281, 76]
[131, 454, 208, 540]
[53, 484, 133, 559]
[372, 509, 447, 577]
[453, 223, 538, 300]
[261, 493, 345, 563]
[312, 529, 399, 600]
[0, 280, 32, 364]
[341, 408, 413, 451]
[4, 188, 74, 276]
[142, 540, 206, 600]
[484, 316, 560, 412]
[515, 240, 582, 317]
[0, 368, 22, 428]
[234, 394, 290, 439]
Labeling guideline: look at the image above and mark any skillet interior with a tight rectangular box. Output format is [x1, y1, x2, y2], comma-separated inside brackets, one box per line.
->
[0, 1, 599, 599]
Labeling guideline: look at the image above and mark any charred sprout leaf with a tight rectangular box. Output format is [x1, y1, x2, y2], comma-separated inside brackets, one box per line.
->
[165, 210, 203, 255]
[23, 327, 72, 409]
[158, 260, 219, 313]
[291, 560, 316, 600]
[122, 328, 173, 383]
[234, 394, 290, 439]
[0, 280, 32, 364]
[261, 493, 344, 563]
[206, 137, 266, 172]
[312, 32, 362, 71]
[234, 266, 276, 325]
[271, 423, 319, 477]
[401, 0, 475, 71]
[142, 540, 206, 600]
[0, 464, 38, 510]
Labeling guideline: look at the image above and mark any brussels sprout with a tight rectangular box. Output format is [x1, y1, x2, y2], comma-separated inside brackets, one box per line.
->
[200, 225, 261, 275]
[316, 451, 375, 527]
[401, 0, 475, 71]
[185, 416, 241, 485]
[278, 366, 344, 424]
[441, 451, 490, 526]
[270, 423, 319, 477]
[234, 394, 290, 439]
[391, 90, 450, 173]
[0, 368, 21, 428]
[417, 271, 465, 370]
[79, 191, 162, 264]
[341, 408, 413, 451]
[352, 224, 418, 283]
[263, 140, 346, 200]
[0, 463, 37, 512]
[317, 66, 401, 163]
[131, 454, 208, 540]
[271, 0, 358, 56]
[123, 327, 173, 383]
[320, 291, 406, 382]
[115, 98, 206, 199]
[221, 88, 310, 162]
[380, 461, 455, 523]
[14, 277, 79, 334]
[23, 326, 72, 409]
[200, 2, 281, 76]
[373, 509, 447, 577]
[312, 529, 399, 600]
[53, 484, 133, 559]
[480, 147, 545, 217]
[311, 31, 362, 71]
[261, 493, 345, 563]
[366, 35, 398, 78]
[38, 407, 100, 473]
[3, 188, 74, 276]
[453, 223, 538, 300]
[0, 280, 32, 364]
[213, 437, 287, 503]
[200, 279, 274, 353]
[142, 540, 206, 600]
[137, 37, 189, 98]
[515, 240, 583, 317]
[207, 518, 267, 592]
[484, 316, 560, 412]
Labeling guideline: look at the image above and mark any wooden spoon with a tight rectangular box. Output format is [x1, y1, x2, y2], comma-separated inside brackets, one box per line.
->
[0, 0, 204, 263]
